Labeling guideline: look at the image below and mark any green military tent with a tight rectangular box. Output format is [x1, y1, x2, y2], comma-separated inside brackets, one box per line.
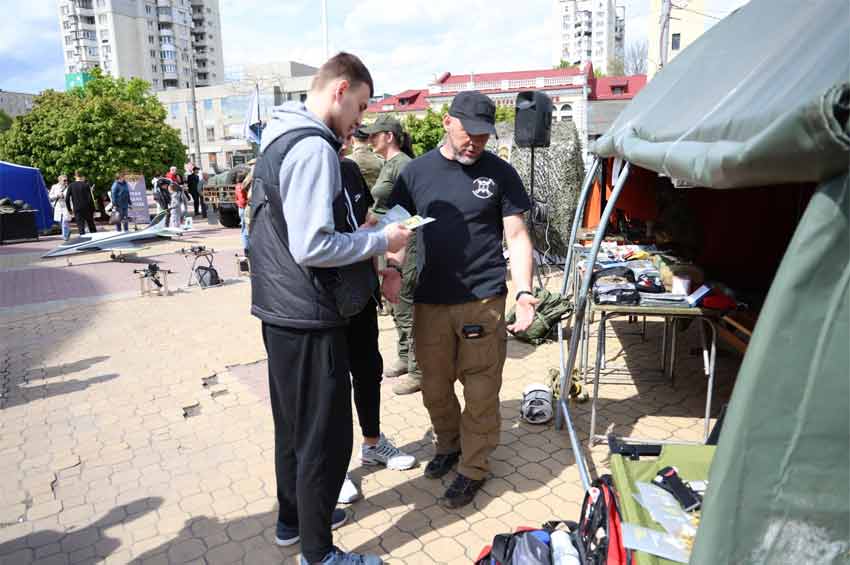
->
[585, 0, 849, 562]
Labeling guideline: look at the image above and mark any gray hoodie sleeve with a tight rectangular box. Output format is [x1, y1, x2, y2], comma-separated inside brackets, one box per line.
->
[280, 136, 388, 268]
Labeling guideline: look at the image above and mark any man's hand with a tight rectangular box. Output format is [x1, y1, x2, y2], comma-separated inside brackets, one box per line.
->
[507, 293, 539, 333]
[359, 212, 379, 229]
[385, 223, 412, 253]
[381, 268, 402, 304]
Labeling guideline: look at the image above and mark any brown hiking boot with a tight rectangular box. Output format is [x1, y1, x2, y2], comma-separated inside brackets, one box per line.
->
[382, 359, 408, 379]
[392, 375, 421, 395]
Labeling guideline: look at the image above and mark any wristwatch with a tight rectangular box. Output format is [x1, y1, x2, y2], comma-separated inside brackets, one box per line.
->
[515, 290, 534, 302]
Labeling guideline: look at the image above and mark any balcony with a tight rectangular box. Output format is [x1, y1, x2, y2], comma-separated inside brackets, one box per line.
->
[158, 12, 173, 23]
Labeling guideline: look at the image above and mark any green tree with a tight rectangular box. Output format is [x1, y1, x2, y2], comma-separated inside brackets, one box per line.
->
[495, 105, 515, 124]
[555, 60, 575, 69]
[0, 109, 11, 133]
[0, 68, 185, 196]
[401, 106, 447, 156]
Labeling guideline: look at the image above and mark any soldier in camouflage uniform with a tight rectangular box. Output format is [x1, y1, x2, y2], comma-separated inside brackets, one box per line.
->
[348, 128, 383, 189]
[361, 115, 421, 395]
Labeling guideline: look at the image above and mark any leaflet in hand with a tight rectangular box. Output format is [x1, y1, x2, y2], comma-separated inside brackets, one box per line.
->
[361, 205, 435, 233]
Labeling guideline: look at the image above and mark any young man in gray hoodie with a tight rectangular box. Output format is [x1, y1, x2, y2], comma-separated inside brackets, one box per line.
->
[249, 53, 410, 565]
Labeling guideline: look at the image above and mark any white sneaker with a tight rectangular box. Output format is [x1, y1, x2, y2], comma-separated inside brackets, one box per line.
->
[338, 473, 361, 504]
[361, 434, 416, 471]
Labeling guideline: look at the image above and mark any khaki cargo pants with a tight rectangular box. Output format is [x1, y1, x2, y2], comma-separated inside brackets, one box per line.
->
[414, 295, 507, 480]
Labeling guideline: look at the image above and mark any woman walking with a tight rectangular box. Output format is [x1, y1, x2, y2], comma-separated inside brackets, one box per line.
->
[49, 175, 72, 240]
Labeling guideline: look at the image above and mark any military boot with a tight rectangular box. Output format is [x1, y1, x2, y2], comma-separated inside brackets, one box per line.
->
[392, 372, 421, 395]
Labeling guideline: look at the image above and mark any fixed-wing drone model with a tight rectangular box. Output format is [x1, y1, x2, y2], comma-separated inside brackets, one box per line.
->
[42, 212, 190, 259]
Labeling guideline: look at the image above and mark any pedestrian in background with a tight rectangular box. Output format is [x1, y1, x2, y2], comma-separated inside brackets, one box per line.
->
[336, 136, 417, 506]
[361, 115, 420, 394]
[187, 166, 202, 217]
[234, 170, 249, 253]
[347, 127, 383, 188]
[110, 172, 131, 232]
[49, 175, 72, 240]
[167, 181, 184, 229]
[65, 171, 97, 235]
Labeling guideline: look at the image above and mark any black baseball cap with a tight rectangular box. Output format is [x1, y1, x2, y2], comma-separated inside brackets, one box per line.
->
[352, 127, 369, 140]
[449, 91, 497, 137]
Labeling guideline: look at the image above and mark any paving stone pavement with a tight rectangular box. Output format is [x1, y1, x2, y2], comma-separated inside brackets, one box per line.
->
[0, 227, 739, 564]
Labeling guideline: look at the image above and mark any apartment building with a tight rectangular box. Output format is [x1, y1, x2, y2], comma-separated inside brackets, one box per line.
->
[0, 90, 36, 118]
[57, 0, 224, 91]
[368, 64, 647, 163]
[647, 0, 749, 78]
[156, 61, 317, 172]
[551, 0, 625, 75]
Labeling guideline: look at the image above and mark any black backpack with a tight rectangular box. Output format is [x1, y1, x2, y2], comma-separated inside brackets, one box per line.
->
[195, 265, 221, 288]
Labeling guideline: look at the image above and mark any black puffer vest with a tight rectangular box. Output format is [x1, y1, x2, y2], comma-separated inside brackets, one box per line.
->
[249, 127, 353, 329]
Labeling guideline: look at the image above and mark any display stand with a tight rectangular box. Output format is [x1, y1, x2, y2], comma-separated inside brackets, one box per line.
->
[179, 246, 221, 289]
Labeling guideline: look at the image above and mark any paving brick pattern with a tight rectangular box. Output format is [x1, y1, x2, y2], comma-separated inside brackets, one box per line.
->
[0, 228, 738, 564]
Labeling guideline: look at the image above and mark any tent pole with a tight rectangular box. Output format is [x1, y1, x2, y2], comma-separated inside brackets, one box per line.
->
[561, 157, 601, 297]
[555, 162, 631, 491]
[556, 157, 600, 423]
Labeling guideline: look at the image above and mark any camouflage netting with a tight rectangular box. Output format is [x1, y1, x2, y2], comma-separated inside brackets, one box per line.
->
[487, 120, 586, 258]
[207, 164, 251, 188]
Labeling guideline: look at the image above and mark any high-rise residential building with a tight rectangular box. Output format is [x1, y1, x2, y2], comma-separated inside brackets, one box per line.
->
[57, 0, 224, 91]
[647, 0, 749, 78]
[551, 0, 625, 75]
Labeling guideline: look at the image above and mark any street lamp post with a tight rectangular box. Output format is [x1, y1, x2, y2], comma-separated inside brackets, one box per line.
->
[187, 48, 203, 168]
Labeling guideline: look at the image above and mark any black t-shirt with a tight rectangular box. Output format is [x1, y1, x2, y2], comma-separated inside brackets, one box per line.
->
[388, 149, 530, 304]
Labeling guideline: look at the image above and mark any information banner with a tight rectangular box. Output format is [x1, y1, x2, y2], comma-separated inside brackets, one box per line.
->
[126, 175, 149, 225]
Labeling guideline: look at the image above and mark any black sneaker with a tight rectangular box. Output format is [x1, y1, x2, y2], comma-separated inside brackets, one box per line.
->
[441, 473, 485, 508]
[424, 451, 461, 479]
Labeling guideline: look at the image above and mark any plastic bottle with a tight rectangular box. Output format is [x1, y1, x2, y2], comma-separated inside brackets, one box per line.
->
[550, 529, 581, 565]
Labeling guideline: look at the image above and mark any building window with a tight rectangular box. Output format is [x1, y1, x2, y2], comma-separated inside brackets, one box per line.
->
[153, 79, 159, 86]
[671, 33, 681, 51]
[148, 35, 155, 44]
[203, 99, 213, 111]
[61, 5, 69, 15]
[162, 64, 177, 73]
[157, 7, 171, 16]
[206, 127, 215, 142]
[152, 64, 157, 72]
[161, 50, 175, 60]
[65, 35, 72, 45]
[145, 5, 152, 14]
[102, 45, 111, 54]
[78, 0, 93, 8]
[85, 46, 98, 57]
[96, 0, 105, 7]
[150, 49, 156, 57]
[98, 14, 106, 24]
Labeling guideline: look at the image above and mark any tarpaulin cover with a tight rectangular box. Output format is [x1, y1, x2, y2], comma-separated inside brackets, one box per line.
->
[689, 172, 850, 564]
[590, 0, 850, 189]
[0, 161, 53, 231]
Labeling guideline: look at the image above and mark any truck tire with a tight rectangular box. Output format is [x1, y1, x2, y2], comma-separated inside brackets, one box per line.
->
[219, 207, 240, 228]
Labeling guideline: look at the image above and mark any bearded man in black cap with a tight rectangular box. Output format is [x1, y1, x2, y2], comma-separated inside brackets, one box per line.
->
[381, 91, 538, 508]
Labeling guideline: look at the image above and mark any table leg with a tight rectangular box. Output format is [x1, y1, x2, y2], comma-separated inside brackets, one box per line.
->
[661, 318, 669, 372]
[589, 314, 607, 448]
[667, 319, 679, 387]
[703, 320, 718, 441]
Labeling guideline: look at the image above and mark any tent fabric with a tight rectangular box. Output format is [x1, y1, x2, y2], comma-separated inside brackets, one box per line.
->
[0, 161, 54, 231]
[590, 0, 850, 189]
[690, 173, 850, 564]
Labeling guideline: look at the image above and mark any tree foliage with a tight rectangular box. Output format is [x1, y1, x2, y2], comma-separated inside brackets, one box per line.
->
[402, 106, 447, 156]
[0, 109, 11, 133]
[555, 60, 576, 69]
[0, 68, 185, 195]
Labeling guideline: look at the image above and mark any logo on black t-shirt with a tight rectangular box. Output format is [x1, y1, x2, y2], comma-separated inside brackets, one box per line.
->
[471, 177, 496, 199]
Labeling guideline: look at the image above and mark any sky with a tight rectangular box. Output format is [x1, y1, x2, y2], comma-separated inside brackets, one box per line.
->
[0, 0, 747, 96]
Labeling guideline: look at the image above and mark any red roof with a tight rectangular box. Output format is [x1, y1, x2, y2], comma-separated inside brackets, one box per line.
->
[367, 89, 430, 114]
[436, 66, 585, 85]
[589, 75, 647, 100]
